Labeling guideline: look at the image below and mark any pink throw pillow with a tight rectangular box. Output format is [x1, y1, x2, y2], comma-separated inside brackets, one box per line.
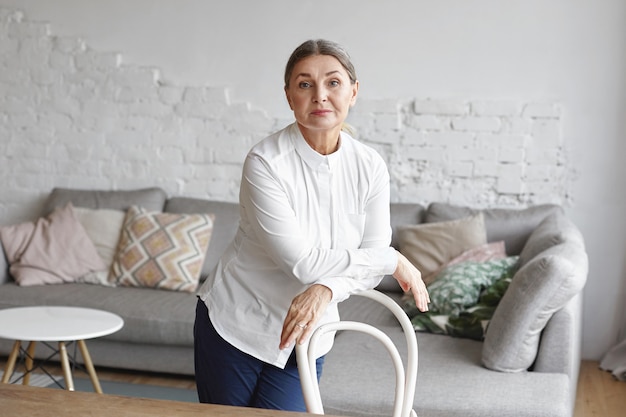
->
[425, 241, 507, 286]
[0, 203, 106, 286]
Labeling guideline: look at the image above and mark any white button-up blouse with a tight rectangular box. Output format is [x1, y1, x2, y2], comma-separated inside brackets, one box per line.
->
[197, 123, 398, 368]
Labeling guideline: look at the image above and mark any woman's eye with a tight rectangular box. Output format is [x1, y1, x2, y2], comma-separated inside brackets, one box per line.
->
[329, 80, 340, 87]
[299, 82, 311, 88]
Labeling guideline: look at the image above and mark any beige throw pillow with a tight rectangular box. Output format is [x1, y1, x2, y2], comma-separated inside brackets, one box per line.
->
[73, 207, 126, 286]
[397, 213, 487, 285]
[0, 203, 106, 286]
[109, 206, 214, 293]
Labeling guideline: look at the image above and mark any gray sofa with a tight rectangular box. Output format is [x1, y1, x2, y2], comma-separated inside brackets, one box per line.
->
[0, 187, 587, 417]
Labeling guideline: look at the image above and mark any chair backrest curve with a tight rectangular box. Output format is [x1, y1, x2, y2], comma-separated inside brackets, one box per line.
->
[296, 289, 419, 417]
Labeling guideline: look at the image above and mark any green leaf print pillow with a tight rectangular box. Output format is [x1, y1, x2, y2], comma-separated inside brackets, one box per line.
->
[428, 257, 520, 316]
[403, 256, 519, 340]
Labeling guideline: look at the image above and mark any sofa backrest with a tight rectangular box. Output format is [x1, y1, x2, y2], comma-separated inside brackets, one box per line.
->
[164, 198, 240, 280]
[390, 203, 426, 250]
[425, 203, 564, 255]
[0, 189, 566, 288]
[43, 188, 241, 282]
[43, 187, 168, 214]
[0, 187, 170, 286]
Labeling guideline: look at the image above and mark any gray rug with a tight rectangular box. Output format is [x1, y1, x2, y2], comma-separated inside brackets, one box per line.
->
[0, 370, 62, 387]
[46, 377, 198, 403]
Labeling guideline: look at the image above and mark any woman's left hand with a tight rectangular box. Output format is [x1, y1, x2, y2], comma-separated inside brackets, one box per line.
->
[280, 284, 332, 350]
[393, 251, 430, 312]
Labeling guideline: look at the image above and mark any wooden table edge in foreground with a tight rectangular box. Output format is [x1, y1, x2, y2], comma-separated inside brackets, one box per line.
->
[0, 383, 336, 417]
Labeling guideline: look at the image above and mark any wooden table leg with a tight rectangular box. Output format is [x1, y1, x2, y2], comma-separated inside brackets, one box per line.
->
[58, 341, 74, 391]
[77, 340, 102, 394]
[1, 340, 21, 384]
[22, 341, 37, 386]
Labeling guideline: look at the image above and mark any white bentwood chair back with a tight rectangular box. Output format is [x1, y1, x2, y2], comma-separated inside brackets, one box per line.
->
[296, 289, 418, 417]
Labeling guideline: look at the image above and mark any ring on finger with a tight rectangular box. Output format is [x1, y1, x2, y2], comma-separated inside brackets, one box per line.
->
[296, 323, 308, 329]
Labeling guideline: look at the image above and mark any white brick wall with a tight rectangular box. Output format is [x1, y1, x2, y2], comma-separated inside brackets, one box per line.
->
[352, 94, 569, 207]
[0, 7, 571, 224]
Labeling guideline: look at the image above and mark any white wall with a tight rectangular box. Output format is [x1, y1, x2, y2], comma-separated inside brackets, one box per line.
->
[0, 0, 624, 360]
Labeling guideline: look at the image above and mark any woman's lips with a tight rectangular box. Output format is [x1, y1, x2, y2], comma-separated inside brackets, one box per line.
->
[311, 110, 332, 116]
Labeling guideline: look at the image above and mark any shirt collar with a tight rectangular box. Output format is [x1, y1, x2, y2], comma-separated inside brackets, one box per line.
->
[290, 123, 343, 170]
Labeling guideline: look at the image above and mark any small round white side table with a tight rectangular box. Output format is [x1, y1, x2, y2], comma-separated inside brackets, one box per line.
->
[0, 306, 124, 393]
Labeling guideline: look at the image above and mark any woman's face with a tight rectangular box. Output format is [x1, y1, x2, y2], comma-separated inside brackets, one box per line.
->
[285, 54, 358, 137]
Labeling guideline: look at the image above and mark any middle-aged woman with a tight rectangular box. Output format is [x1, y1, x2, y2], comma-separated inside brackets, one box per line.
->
[194, 39, 430, 412]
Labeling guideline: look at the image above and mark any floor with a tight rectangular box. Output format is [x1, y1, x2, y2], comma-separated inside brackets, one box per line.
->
[574, 360, 626, 417]
[2, 358, 625, 416]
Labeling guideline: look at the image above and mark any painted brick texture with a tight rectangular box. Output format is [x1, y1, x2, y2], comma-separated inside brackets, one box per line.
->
[0, 8, 570, 224]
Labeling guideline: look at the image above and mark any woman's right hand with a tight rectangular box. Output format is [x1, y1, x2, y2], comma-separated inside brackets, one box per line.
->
[393, 251, 430, 312]
[279, 284, 332, 350]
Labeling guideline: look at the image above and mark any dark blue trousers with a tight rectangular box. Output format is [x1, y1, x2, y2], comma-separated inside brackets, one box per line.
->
[194, 299, 324, 412]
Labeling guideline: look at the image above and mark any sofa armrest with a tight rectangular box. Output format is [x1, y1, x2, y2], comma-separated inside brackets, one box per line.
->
[0, 240, 9, 285]
[533, 292, 582, 412]
[534, 293, 582, 374]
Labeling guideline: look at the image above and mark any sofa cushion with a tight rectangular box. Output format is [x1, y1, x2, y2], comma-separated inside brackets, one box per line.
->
[426, 256, 520, 316]
[43, 187, 167, 214]
[109, 206, 214, 293]
[403, 256, 518, 340]
[321, 320, 571, 417]
[0, 187, 167, 287]
[0, 203, 106, 286]
[338, 292, 406, 328]
[376, 203, 427, 292]
[425, 203, 563, 255]
[397, 213, 487, 285]
[164, 198, 240, 280]
[74, 207, 126, 286]
[0, 242, 9, 285]
[412, 276, 512, 341]
[426, 241, 507, 285]
[74, 207, 126, 265]
[482, 242, 588, 372]
[0, 282, 197, 346]
[389, 203, 427, 250]
[518, 212, 585, 266]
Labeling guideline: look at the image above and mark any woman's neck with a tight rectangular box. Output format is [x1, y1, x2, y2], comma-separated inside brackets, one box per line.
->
[297, 124, 341, 155]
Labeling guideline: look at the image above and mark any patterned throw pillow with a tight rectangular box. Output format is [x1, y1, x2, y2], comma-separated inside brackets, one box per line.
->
[428, 256, 520, 316]
[109, 206, 214, 292]
[403, 256, 519, 340]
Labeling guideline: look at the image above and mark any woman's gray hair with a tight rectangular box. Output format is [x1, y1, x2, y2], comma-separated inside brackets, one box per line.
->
[284, 39, 357, 88]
